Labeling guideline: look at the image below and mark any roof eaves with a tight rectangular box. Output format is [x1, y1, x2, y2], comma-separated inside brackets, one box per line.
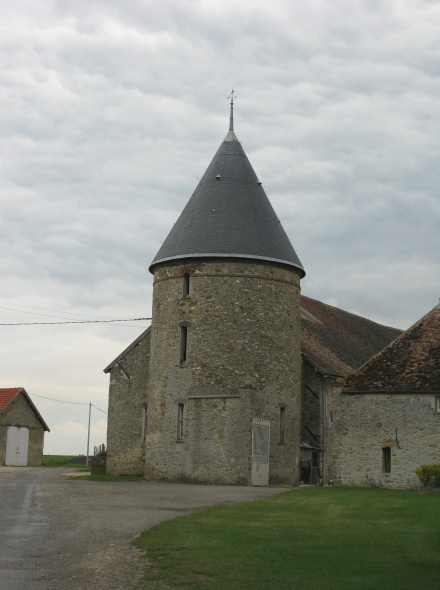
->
[0, 388, 50, 432]
[150, 253, 305, 276]
[103, 326, 151, 373]
[300, 439, 322, 450]
[22, 389, 50, 431]
[301, 352, 343, 378]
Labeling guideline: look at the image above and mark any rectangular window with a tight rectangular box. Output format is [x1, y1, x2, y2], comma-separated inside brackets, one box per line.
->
[180, 326, 188, 364]
[183, 273, 190, 297]
[382, 447, 391, 473]
[177, 403, 184, 441]
[279, 407, 285, 444]
[436, 396, 440, 412]
[141, 406, 147, 443]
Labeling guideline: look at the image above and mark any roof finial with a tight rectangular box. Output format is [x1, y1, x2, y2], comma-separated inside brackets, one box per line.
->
[227, 88, 236, 131]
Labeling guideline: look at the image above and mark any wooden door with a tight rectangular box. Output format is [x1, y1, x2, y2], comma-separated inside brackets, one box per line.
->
[5, 426, 29, 466]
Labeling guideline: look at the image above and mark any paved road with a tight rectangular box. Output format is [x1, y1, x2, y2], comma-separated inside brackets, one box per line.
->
[0, 467, 286, 590]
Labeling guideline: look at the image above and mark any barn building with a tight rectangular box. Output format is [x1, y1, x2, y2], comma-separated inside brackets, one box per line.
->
[104, 296, 401, 483]
[330, 302, 440, 489]
[0, 387, 50, 466]
[104, 101, 403, 485]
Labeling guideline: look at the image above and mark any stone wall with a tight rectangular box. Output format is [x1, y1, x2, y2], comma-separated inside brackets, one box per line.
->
[106, 330, 150, 476]
[146, 258, 302, 485]
[0, 393, 45, 466]
[329, 387, 440, 489]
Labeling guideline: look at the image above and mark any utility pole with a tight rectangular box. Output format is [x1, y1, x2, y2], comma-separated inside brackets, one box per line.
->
[86, 402, 91, 468]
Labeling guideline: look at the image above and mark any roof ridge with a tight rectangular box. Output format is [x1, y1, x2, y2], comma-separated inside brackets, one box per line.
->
[0, 386, 23, 390]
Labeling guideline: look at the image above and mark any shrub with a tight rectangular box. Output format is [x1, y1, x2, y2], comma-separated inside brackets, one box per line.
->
[415, 464, 440, 488]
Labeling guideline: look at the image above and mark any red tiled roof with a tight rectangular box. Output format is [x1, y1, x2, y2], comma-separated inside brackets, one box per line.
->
[342, 303, 440, 392]
[0, 387, 50, 431]
[0, 387, 22, 411]
[300, 296, 402, 377]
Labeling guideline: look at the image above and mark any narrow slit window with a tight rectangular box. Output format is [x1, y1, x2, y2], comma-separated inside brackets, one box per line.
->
[279, 407, 286, 444]
[141, 405, 147, 442]
[382, 447, 391, 473]
[177, 403, 184, 441]
[183, 273, 190, 297]
[180, 326, 188, 364]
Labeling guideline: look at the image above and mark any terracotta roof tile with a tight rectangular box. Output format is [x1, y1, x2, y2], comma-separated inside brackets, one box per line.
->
[0, 387, 50, 431]
[0, 387, 22, 411]
[300, 296, 402, 377]
[342, 303, 440, 391]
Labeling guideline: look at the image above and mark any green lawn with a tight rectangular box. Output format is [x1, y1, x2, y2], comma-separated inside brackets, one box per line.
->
[72, 474, 145, 482]
[134, 487, 440, 590]
[42, 455, 90, 470]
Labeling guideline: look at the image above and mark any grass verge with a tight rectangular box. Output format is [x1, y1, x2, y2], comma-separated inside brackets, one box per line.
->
[134, 487, 440, 590]
[71, 474, 145, 482]
[42, 455, 90, 470]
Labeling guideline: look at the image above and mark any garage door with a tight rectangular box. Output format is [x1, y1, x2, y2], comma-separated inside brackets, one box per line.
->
[5, 426, 29, 466]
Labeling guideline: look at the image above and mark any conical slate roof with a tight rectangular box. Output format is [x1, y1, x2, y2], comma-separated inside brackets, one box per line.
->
[150, 110, 305, 276]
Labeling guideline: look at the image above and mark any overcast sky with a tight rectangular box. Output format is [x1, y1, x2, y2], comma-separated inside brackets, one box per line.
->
[1, 0, 439, 455]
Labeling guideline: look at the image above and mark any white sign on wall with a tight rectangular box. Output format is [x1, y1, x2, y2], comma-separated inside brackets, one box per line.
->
[251, 418, 270, 486]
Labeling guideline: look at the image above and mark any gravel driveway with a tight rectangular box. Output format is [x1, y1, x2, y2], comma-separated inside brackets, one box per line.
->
[0, 467, 286, 590]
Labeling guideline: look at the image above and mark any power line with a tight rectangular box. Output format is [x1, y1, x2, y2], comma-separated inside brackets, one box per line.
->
[29, 392, 108, 415]
[91, 404, 107, 415]
[0, 304, 112, 322]
[0, 318, 151, 326]
[0, 301, 151, 327]
[0, 300, 134, 321]
[29, 393, 86, 405]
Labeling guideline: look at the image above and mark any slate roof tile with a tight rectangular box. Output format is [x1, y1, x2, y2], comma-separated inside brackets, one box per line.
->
[150, 128, 304, 275]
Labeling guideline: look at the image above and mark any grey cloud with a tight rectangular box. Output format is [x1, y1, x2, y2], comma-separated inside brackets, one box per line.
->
[0, 0, 439, 453]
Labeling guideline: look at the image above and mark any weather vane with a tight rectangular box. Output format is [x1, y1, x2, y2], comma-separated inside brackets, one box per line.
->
[227, 88, 237, 132]
[227, 88, 237, 105]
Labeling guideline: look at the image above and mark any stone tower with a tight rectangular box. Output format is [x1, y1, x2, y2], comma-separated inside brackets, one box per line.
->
[145, 97, 305, 485]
